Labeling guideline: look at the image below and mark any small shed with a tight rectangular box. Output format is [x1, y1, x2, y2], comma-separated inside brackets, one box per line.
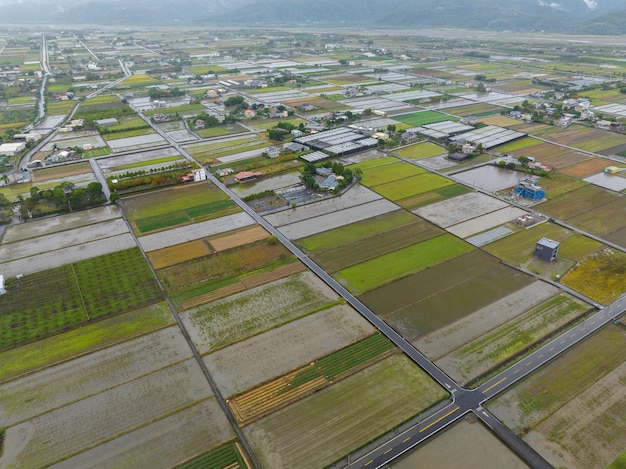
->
[535, 238, 560, 262]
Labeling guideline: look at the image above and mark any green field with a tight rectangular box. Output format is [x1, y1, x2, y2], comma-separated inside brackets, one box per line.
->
[134, 200, 238, 234]
[372, 172, 454, 201]
[359, 161, 426, 186]
[350, 156, 399, 171]
[175, 441, 245, 469]
[111, 156, 182, 171]
[393, 111, 457, 127]
[0, 248, 162, 350]
[397, 184, 472, 210]
[491, 137, 542, 153]
[311, 218, 442, 272]
[335, 234, 473, 294]
[0, 303, 173, 382]
[297, 210, 418, 253]
[396, 142, 447, 160]
[121, 183, 231, 221]
[483, 223, 576, 265]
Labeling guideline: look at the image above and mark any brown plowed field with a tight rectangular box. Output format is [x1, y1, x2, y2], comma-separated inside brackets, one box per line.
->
[208, 225, 269, 252]
[148, 239, 212, 270]
[560, 157, 614, 178]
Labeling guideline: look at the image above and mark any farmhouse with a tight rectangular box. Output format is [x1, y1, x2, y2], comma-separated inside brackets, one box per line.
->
[535, 238, 560, 262]
[234, 171, 262, 183]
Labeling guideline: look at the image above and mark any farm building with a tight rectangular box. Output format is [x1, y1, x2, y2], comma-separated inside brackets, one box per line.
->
[535, 238, 560, 262]
[513, 177, 545, 201]
[234, 171, 262, 183]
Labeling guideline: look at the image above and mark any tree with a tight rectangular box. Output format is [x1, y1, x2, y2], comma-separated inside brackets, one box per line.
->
[518, 156, 531, 166]
[30, 186, 40, 200]
[86, 182, 103, 198]
[268, 129, 285, 141]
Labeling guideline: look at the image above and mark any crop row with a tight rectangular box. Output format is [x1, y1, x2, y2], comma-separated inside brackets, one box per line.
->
[176, 441, 245, 469]
[135, 199, 237, 234]
[0, 248, 162, 350]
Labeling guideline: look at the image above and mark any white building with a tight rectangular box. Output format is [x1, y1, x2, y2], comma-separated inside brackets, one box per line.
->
[0, 142, 26, 156]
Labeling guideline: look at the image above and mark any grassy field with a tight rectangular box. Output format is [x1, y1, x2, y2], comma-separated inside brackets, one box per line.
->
[0, 302, 172, 383]
[371, 172, 454, 201]
[395, 141, 447, 160]
[537, 184, 619, 220]
[562, 249, 626, 304]
[335, 234, 473, 294]
[311, 218, 442, 272]
[359, 161, 426, 186]
[491, 137, 543, 153]
[535, 173, 588, 199]
[297, 210, 418, 253]
[119, 73, 161, 87]
[0, 248, 162, 350]
[393, 110, 456, 127]
[397, 184, 471, 210]
[229, 334, 394, 424]
[32, 161, 91, 180]
[243, 354, 447, 469]
[566, 197, 626, 239]
[120, 183, 231, 221]
[483, 222, 580, 265]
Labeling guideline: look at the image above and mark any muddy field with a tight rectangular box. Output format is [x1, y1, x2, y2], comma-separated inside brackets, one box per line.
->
[0, 233, 137, 277]
[31, 161, 92, 183]
[0, 359, 212, 468]
[204, 304, 375, 397]
[51, 399, 234, 469]
[96, 147, 181, 172]
[138, 212, 254, 252]
[0, 326, 192, 427]
[392, 417, 529, 468]
[1, 205, 122, 243]
[243, 355, 447, 469]
[263, 185, 382, 227]
[0, 218, 129, 262]
[277, 199, 400, 240]
[446, 206, 526, 239]
[105, 133, 166, 151]
[436, 293, 589, 384]
[488, 325, 626, 469]
[181, 272, 339, 354]
[414, 281, 559, 360]
[415, 192, 509, 228]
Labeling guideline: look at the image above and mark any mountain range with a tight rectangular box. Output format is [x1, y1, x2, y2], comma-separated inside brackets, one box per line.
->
[1, 0, 626, 35]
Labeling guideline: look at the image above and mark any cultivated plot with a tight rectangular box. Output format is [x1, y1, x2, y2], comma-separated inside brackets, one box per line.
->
[415, 191, 509, 228]
[181, 272, 339, 353]
[138, 212, 254, 252]
[51, 399, 234, 469]
[276, 199, 400, 240]
[392, 418, 528, 469]
[243, 355, 447, 469]
[204, 304, 376, 398]
[0, 359, 213, 468]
